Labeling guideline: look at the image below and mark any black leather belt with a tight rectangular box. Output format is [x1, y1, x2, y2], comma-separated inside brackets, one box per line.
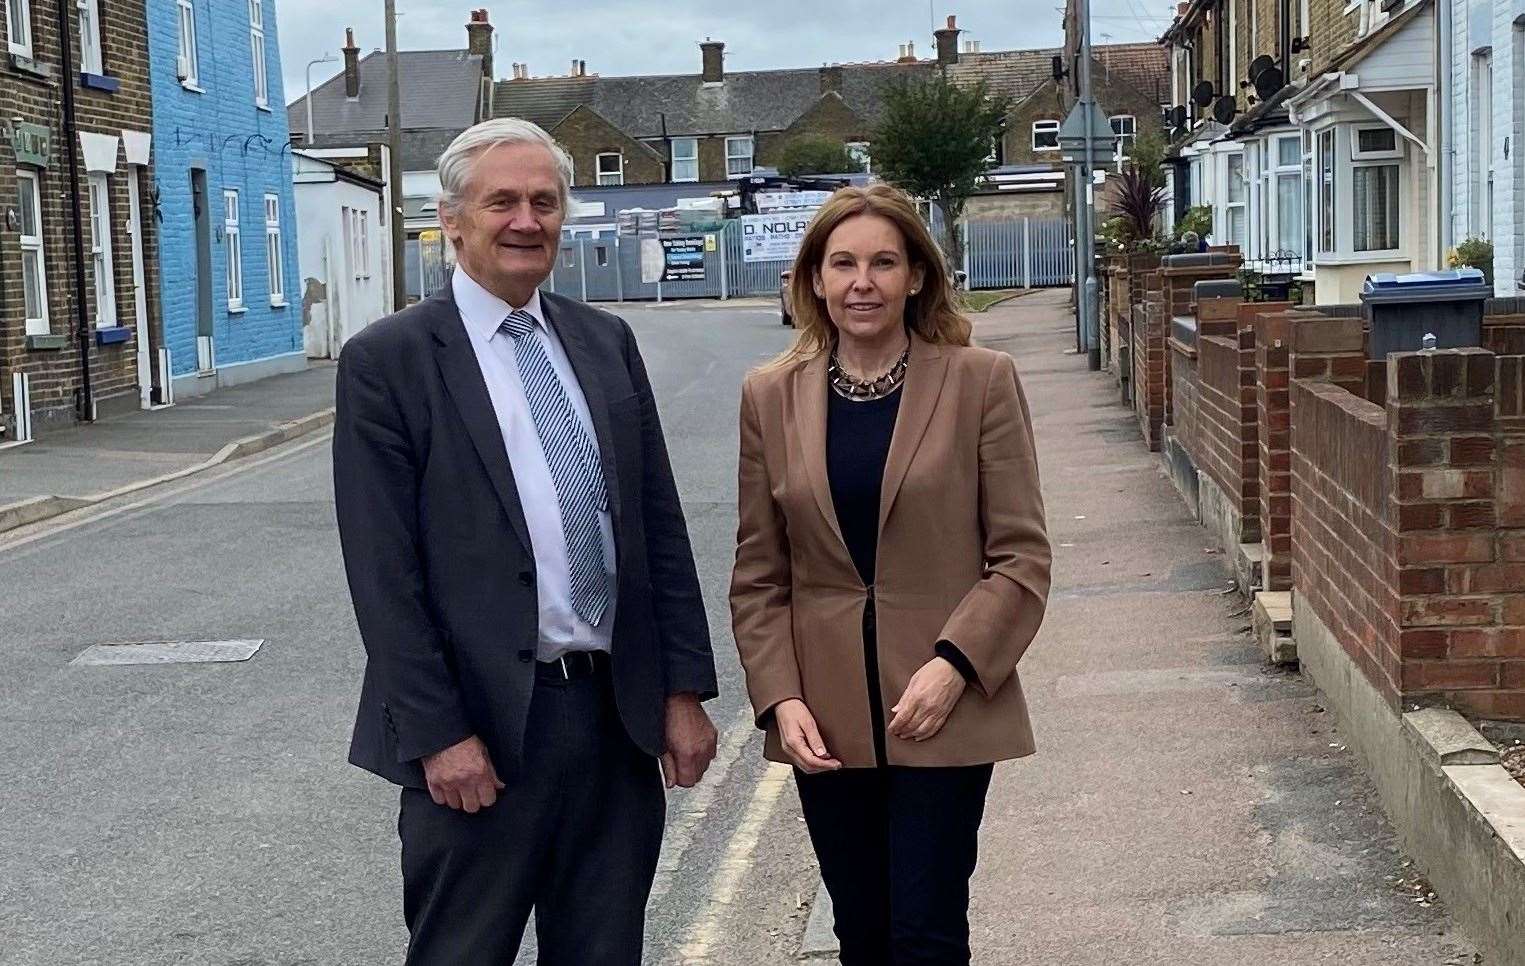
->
[535, 650, 608, 682]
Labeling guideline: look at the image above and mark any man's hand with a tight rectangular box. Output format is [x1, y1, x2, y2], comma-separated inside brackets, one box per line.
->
[422, 735, 506, 813]
[888, 657, 966, 742]
[661, 693, 717, 789]
[773, 698, 841, 774]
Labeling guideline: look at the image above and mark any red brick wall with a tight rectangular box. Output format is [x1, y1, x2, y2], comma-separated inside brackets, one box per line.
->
[1196, 332, 1256, 537]
[1131, 262, 1166, 450]
[1292, 378, 1398, 702]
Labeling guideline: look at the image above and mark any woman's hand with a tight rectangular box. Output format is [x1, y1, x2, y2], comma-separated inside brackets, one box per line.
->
[889, 657, 966, 742]
[773, 699, 842, 773]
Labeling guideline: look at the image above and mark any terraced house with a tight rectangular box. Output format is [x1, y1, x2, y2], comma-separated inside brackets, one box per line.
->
[1159, 0, 1525, 302]
[147, 0, 301, 399]
[2, 0, 158, 436]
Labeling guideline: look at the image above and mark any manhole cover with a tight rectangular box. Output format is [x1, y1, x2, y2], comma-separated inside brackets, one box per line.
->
[70, 639, 265, 667]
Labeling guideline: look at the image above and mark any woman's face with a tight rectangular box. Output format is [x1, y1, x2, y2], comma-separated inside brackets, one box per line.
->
[813, 213, 926, 346]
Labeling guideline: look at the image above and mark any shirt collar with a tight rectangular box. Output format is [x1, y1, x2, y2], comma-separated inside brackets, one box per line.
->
[452, 266, 547, 342]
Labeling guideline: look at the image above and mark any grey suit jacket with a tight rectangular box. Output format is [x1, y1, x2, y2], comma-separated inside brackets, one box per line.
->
[333, 281, 716, 788]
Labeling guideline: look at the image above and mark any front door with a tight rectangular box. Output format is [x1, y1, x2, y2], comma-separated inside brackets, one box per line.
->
[190, 168, 214, 373]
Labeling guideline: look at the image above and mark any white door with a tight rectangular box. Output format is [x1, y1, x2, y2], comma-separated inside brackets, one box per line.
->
[126, 167, 151, 407]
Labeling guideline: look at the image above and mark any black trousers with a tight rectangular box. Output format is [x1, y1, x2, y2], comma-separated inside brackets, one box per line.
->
[795, 763, 995, 966]
[397, 664, 664, 965]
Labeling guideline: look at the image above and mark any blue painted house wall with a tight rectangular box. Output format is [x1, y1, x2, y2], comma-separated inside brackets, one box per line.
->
[147, 0, 303, 387]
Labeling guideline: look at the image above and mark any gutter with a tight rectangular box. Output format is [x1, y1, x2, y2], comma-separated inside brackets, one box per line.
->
[54, 0, 93, 421]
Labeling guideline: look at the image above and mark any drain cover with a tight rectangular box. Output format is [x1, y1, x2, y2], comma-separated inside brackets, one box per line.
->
[71, 639, 265, 667]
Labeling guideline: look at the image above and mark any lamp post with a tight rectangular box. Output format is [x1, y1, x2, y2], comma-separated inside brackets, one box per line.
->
[305, 53, 337, 145]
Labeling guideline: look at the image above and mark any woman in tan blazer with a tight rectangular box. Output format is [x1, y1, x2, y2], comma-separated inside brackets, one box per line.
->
[730, 184, 1051, 965]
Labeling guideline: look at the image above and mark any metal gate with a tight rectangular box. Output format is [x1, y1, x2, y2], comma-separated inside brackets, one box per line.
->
[963, 217, 1075, 290]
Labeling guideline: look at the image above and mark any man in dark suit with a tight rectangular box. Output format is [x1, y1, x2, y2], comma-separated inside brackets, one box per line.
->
[333, 117, 718, 965]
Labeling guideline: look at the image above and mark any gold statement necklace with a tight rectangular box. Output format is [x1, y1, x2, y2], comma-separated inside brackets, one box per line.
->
[828, 346, 911, 402]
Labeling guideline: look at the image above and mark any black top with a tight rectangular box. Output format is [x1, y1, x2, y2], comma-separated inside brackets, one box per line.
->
[826, 387, 902, 586]
[825, 383, 978, 685]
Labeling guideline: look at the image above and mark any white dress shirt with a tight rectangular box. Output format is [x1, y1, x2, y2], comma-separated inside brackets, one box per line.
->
[453, 268, 618, 661]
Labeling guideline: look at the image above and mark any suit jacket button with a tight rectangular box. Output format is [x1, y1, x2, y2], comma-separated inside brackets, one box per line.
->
[518, 571, 534, 587]
[518, 649, 535, 663]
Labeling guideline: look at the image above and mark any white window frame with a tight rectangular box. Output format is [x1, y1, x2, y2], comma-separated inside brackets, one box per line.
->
[1109, 115, 1136, 158]
[17, 168, 48, 335]
[1221, 149, 1247, 249]
[264, 193, 285, 306]
[1227, 0, 1238, 91]
[1350, 158, 1402, 254]
[670, 137, 698, 183]
[87, 173, 116, 327]
[249, 0, 268, 108]
[78, 0, 103, 75]
[1316, 127, 1336, 256]
[1473, 51, 1493, 238]
[725, 136, 754, 178]
[847, 141, 871, 173]
[224, 189, 244, 310]
[1350, 123, 1401, 161]
[595, 152, 624, 186]
[6, 0, 32, 58]
[176, 0, 200, 89]
[1032, 119, 1060, 152]
[1267, 133, 1305, 264]
[353, 208, 371, 279]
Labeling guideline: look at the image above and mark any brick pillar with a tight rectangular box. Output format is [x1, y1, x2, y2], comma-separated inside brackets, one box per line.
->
[1291, 314, 1366, 398]
[1257, 313, 1294, 591]
[1133, 266, 1166, 450]
[1388, 348, 1525, 720]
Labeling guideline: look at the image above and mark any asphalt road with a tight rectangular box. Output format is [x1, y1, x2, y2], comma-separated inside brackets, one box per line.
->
[0, 303, 794, 966]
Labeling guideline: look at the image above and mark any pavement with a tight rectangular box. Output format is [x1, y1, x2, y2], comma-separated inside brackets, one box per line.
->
[0, 363, 337, 510]
[0, 294, 1485, 965]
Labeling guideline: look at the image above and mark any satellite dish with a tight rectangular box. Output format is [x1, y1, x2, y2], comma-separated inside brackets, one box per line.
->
[1212, 95, 1237, 125]
[1253, 65, 1285, 100]
[1171, 105, 1188, 127]
[1247, 55, 1275, 83]
[1191, 81, 1215, 108]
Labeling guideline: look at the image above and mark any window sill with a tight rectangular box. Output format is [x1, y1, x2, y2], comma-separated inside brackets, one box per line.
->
[269, 298, 287, 308]
[94, 325, 132, 346]
[9, 53, 53, 81]
[1313, 251, 1407, 266]
[25, 333, 66, 351]
[180, 80, 205, 93]
[80, 72, 120, 92]
[228, 304, 247, 315]
[256, 103, 271, 113]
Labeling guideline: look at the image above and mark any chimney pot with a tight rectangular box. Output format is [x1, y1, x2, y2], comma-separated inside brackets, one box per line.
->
[947, 15, 957, 28]
[342, 27, 361, 98]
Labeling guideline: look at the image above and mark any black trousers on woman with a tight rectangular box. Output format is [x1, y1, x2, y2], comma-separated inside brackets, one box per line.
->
[795, 762, 994, 966]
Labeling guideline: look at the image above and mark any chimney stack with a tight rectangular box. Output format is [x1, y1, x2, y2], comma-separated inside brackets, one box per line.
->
[342, 27, 360, 98]
[466, 9, 493, 80]
[700, 39, 724, 83]
[934, 14, 962, 66]
[819, 64, 843, 95]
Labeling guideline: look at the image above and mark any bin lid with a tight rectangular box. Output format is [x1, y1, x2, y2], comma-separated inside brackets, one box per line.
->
[1360, 268, 1491, 303]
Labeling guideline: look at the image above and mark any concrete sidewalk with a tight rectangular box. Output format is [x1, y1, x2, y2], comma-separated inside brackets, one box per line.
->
[961, 289, 1474, 962]
[0, 364, 336, 511]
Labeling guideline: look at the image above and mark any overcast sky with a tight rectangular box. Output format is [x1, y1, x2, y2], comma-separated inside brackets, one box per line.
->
[277, 0, 1170, 108]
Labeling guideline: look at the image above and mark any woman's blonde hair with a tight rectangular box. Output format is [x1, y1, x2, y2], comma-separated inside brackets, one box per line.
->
[773, 184, 972, 368]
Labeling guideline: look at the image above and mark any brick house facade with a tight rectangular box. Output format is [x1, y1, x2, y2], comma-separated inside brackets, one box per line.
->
[2, 0, 159, 435]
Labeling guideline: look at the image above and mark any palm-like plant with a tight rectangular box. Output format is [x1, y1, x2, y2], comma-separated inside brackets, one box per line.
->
[1108, 165, 1166, 248]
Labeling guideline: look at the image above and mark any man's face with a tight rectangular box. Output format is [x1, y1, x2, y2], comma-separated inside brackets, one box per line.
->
[441, 141, 566, 302]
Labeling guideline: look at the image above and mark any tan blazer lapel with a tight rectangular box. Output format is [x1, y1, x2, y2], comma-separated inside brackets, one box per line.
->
[792, 354, 848, 551]
[879, 336, 949, 535]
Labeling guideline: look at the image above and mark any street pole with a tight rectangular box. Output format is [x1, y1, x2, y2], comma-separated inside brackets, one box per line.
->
[305, 53, 337, 145]
[1076, 0, 1101, 370]
[385, 0, 407, 309]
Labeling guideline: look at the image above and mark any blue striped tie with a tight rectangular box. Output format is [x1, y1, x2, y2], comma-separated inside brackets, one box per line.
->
[501, 309, 610, 626]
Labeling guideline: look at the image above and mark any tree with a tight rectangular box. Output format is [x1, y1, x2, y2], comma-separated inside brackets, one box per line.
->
[871, 75, 1010, 272]
[775, 134, 862, 177]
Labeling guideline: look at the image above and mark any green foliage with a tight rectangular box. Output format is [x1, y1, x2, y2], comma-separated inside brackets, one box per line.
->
[872, 74, 1011, 266]
[1447, 237, 1495, 283]
[1174, 205, 1212, 243]
[1127, 131, 1168, 188]
[774, 135, 863, 178]
[1108, 165, 1166, 248]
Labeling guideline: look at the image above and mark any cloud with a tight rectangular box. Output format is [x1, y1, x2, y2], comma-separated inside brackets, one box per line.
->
[277, 0, 1163, 107]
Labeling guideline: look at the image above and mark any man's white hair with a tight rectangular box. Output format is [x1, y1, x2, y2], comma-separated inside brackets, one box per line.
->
[436, 118, 575, 213]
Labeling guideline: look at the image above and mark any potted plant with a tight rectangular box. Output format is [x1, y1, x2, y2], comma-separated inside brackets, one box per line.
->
[1446, 237, 1494, 285]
